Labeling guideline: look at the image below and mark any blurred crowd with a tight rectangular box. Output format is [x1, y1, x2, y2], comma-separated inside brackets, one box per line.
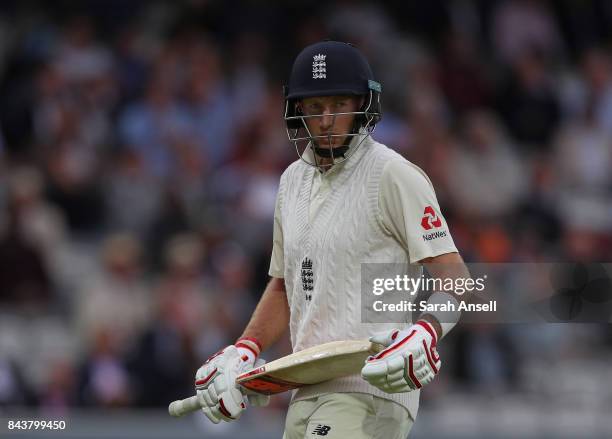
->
[0, 0, 611, 414]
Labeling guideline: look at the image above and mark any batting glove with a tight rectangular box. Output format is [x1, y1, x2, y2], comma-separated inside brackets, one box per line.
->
[195, 338, 269, 424]
[361, 321, 441, 393]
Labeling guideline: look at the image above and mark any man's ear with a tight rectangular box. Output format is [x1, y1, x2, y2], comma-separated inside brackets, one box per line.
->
[295, 101, 303, 114]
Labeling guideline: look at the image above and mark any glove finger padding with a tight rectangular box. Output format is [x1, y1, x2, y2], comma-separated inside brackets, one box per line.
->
[361, 360, 389, 381]
[369, 329, 400, 347]
[198, 386, 216, 408]
[212, 387, 246, 421]
[385, 367, 405, 384]
[201, 405, 221, 424]
[380, 377, 413, 393]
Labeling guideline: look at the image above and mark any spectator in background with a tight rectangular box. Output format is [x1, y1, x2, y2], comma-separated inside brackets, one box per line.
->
[184, 41, 235, 168]
[229, 33, 269, 135]
[208, 241, 257, 336]
[118, 71, 192, 179]
[232, 148, 282, 253]
[104, 150, 163, 236]
[33, 17, 117, 231]
[77, 329, 131, 407]
[127, 235, 208, 407]
[145, 188, 192, 271]
[154, 234, 210, 336]
[0, 358, 37, 406]
[579, 48, 612, 137]
[43, 138, 107, 234]
[402, 79, 454, 192]
[0, 169, 55, 309]
[437, 30, 492, 113]
[492, 0, 564, 64]
[496, 49, 561, 150]
[126, 305, 196, 408]
[52, 16, 114, 85]
[74, 233, 152, 354]
[33, 58, 114, 154]
[553, 95, 612, 260]
[0, 167, 74, 310]
[113, 26, 149, 104]
[2, 167, 66, 263]
[445, 110, 527, 221]
[32, 60, 108, 233]
[452, 325, 517, 394]
[400, 54, 451, 165]
[50, 16, 117, 151]
[553, 99, 612, 201]
[39, 358, 77, 412]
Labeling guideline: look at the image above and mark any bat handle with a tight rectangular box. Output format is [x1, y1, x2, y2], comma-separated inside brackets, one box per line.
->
[168, 395, 201, 417]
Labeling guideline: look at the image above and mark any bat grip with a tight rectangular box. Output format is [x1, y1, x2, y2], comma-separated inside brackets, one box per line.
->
[168, 395, 201, 417]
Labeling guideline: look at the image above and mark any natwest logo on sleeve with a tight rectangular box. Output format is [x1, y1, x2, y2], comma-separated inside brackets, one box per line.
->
[421, 206, 447, 242]
[422, 230, 447, 241]
[421, 206, 442, 230]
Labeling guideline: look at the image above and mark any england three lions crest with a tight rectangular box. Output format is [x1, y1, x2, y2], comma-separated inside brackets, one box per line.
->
[312, 54, 326, 79]
[301, 257, 314, 301]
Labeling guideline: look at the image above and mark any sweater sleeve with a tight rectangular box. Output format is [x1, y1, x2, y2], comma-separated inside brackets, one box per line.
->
[378, 160, 457, 263]
[268, 173, 285, 278]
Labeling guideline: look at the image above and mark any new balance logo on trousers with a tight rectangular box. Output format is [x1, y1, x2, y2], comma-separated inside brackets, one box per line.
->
[312, 424, 331, 435]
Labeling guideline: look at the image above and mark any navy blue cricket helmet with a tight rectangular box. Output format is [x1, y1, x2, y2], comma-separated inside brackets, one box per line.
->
[284, 41, 382, 128]
[283, 41, 382, 166]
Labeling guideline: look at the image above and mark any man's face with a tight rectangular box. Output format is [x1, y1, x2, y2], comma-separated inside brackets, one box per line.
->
[299, 95, 362, 149]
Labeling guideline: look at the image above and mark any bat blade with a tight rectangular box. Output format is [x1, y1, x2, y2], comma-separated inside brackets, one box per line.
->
[236, 339, 382, 395]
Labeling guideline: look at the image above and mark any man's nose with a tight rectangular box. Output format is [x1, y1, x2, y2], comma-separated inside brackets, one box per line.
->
[319, 108, 335, 130]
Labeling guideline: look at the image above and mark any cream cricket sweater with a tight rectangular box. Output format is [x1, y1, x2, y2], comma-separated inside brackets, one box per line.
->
[269, 134, 457, 419]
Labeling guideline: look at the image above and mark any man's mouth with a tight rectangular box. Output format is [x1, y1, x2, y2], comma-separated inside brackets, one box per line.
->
[319, 134, 337, 145]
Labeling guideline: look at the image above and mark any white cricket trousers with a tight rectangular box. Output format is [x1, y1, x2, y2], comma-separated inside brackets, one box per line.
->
[282, 393, 414, 439]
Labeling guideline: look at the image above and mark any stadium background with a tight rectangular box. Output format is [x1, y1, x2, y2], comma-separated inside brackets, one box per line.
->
[1, 0, 611, 437]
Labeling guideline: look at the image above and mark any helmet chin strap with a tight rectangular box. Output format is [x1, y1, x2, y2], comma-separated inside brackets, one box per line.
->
[311, 118, 361, 159]
[313, 144, 349, 158]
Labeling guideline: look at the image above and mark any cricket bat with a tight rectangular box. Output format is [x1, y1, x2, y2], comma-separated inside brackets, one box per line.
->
[168, 339, 383, 417]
